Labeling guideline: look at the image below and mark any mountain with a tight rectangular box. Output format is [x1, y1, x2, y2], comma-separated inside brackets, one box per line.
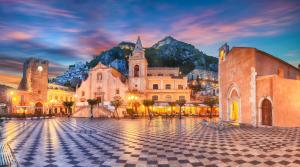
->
[53, 36, 218, 87]
[146, 36, 217, 74]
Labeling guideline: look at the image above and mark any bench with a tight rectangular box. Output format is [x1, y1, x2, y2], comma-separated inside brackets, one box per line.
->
[0, 143, 18, 167]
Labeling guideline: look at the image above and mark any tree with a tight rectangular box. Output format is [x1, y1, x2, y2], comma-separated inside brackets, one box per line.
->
[111, 96, 123, 119]
[204, 98, 218, 120]
[176, 99, 186, 119]
[168, 102, 176, 116]
[132, 101, 140, 117]
[143, 100, 154, 120]
[87, 99, 99, 119]
[63, 101, 74, 116]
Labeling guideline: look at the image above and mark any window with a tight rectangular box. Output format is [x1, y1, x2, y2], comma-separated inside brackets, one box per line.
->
[165, 95, 172, 102]
[178, 85, 183, 89]
[147, 74, 152, 76]
[38, 90, 41, 94]
[97, 72, 102, 81]
[65, 97, 68, 101]
[55, 96, 58, 100]
[49, 96, 52, 100]
[81, 91, 85, 96]
[179, 96, 185, 100]
[152, 95, 158, 101]
[165, 84, 171, 89]
[153, 84, 159, 90]
[70, 97, 73, 101]
[134, 65, 139, 77]
[158, 74, 163, 76]
[116, 89, 120, 94]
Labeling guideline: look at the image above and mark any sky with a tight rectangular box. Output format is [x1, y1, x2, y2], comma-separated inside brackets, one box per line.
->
[0, 0, 300, 78]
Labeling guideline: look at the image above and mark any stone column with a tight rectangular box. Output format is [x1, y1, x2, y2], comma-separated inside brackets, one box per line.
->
[250, 67, 257, 126]
[218, 61, 223, 121]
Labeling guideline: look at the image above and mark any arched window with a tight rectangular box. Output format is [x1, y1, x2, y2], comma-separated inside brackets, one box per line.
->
[134, 65, 139, 77]
[152, 95, 158, 101]
[97, 72, 102, 81]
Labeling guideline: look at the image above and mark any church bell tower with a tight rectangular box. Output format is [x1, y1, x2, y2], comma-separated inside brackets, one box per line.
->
[128, 36, 148, 92]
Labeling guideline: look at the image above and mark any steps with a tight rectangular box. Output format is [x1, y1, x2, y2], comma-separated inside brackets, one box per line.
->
[73, 105, 113, 118]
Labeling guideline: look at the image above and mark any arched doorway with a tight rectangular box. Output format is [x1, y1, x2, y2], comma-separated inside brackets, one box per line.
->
[227, 86, 241, 123]
[261, 99, 272, 126]
[35, 102, 43, 115]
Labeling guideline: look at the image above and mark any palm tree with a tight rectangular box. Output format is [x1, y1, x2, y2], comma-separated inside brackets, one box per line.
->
[87, 99, 99, 119]
[63, 101, 74, 116]
[176, 99, 186, 119]
[111, 96, 123, 119]
[204, 98, 218, 120]
[168, 102, 176, 117]
[133, 101, 140, 116]
[143, 100, 154, 120]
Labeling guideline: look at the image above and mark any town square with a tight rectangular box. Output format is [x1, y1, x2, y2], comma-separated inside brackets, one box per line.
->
[0, 0, 300, 166]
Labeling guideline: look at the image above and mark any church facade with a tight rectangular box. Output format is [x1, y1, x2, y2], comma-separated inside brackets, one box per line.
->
[219, 44, 300, 127]
[75, 37, 191, 117]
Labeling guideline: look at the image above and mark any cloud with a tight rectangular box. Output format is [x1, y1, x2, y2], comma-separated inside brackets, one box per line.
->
[0, 53, 67, 77]
[169, 2, 300, 45]
[9, 1, 79, 19]
[5, 31, 34, 41]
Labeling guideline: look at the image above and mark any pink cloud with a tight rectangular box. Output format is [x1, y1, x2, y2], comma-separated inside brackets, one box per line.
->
[5, 31, 34, 41]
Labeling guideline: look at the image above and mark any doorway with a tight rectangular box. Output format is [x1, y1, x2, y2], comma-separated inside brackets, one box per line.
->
[261, 99, 272, 126]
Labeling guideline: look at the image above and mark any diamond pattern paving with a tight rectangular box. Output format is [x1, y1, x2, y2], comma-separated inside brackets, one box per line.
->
[1, 118, 300, 167]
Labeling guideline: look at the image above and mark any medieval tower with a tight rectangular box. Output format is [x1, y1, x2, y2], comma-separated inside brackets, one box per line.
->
[18, 58, 49, 106]
[128, 36, 148, 92]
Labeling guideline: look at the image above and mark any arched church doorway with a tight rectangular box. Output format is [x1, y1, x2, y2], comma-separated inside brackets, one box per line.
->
[230, 101, 239, 121]
[35, 102, 43, 115]
[227, 88, 240, 123]
[261, 99, 272, 126]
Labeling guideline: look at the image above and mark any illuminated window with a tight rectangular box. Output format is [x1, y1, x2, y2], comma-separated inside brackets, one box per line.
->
[165, 84, 171, 89]
[49, 96, 52, 100]
[153, 84, 159, 90]
[55, 96, 58, 100]
[165, 95, 172, 101]
[152, 95, 158, 101]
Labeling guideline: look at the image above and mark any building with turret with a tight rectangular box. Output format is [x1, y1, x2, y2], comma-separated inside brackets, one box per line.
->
[6, 58, 75, 115]
[75, 37, 192, 117]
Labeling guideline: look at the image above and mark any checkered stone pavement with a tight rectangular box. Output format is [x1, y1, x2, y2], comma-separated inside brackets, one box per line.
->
[1, 118, 300, 167]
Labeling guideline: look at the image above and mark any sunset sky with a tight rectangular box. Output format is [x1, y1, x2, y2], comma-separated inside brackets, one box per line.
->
[0, 0, 300, 77]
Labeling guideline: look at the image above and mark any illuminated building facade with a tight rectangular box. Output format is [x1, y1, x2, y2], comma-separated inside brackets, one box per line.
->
[219, 44, 300, 127]
[6, 58, 75, 115]
[75, 37, 193, 117]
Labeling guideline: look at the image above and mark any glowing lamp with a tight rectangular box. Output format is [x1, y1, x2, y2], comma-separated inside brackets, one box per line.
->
[37, 65, 43, 72]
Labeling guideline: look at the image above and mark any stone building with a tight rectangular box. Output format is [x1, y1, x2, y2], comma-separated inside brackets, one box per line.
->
[7, 58, 75, 115]
[219, 44, 300, 127]
[75, 37, 191, 117]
